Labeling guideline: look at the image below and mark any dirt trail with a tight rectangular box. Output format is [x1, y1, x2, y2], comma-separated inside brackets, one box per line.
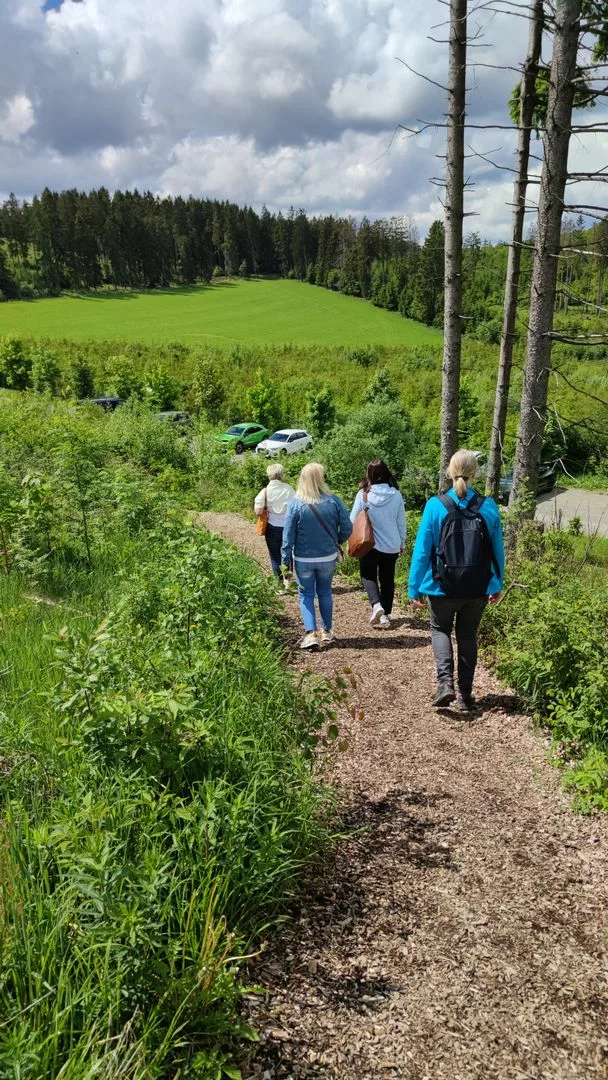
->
[201, 513, 608, 1080]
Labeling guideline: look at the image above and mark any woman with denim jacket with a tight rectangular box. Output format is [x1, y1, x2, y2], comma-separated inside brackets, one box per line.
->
[282, 463, 352, 649]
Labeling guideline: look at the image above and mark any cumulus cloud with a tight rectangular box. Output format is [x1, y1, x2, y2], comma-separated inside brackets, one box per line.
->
[0, 95, 35, 142]
[0, 0, 604, 238]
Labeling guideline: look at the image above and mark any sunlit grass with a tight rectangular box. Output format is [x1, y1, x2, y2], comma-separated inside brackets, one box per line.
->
[0, 278, 441, 347]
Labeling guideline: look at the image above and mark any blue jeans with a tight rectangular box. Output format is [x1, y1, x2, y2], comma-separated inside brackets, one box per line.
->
[294, 560, 336, 632]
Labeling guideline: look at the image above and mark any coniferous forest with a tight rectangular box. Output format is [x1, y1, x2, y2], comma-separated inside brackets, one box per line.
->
[1, 188, 607, 351]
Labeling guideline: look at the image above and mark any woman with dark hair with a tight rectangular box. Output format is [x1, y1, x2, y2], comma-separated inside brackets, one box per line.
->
[350, 460, 406, 628]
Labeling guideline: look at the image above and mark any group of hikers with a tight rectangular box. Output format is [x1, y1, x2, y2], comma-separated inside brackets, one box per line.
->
[254, 450, 505, 712]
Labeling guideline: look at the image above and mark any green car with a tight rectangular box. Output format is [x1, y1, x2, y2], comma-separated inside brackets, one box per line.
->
[217, 422, 269, 454]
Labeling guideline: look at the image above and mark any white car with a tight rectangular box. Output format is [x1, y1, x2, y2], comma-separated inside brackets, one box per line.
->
[256, 428, 313, 457]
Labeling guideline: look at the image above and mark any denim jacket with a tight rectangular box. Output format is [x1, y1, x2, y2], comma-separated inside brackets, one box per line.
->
[281, 494, 353, 566]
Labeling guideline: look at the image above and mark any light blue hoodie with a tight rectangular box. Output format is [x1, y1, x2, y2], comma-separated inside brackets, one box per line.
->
[350, 484, 406, 555]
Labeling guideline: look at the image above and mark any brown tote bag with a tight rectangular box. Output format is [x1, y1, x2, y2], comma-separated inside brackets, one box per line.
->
[256, 488, 268, 536]
[348, 491, 375, 559]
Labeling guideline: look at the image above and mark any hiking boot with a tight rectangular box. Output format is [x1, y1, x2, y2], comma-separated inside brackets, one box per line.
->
[320, 628, 335, 646]
[432, 683, 456, 707]
[299, 631, 319, 650]
[456, 692, 476, 713]
[370, 603, 385, 625]
[378, 614, 391, 629]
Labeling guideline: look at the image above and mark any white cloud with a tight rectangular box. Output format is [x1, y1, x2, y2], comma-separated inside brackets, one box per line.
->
[0, 94, 34, 142]
[0, 0, 605, 240]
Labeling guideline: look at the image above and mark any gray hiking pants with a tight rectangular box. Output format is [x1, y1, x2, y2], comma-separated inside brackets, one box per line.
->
[427, 596, 488, 695]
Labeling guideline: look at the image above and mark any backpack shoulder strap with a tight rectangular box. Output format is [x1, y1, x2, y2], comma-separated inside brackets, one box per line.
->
[363, 490, 368, 506]
[468, 491, 501, 577]
[437, 493, 454, 513]
[468, 491, 484, 512]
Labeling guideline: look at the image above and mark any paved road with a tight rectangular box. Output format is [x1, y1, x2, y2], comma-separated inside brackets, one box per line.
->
[535, 486, 608, 536]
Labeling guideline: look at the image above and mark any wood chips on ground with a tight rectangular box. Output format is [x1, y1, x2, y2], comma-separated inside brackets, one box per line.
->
[200, 513, 608, 1080]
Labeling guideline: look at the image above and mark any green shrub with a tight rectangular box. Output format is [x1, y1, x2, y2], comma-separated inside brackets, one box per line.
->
[365, 366, 399, 405]
[143, 364, 182, 410]
[191, 357, 226, 422]
[31, 345, 62, 395]
[104, 353, 143, 399]
[0, 334, 32, 390]
[67, 354, 95, 399]
[347, 346, 377, 368]
[307, 386, 337, 438]
[317, 402, 414, 498]
[247, 369, 281, 431]
[483, 527, 608, 809]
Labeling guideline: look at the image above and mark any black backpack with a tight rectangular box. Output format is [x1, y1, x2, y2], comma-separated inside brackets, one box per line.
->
[433, 492, 497, 598]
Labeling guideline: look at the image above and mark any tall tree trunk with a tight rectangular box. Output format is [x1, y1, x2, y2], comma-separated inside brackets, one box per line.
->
[509, 0, 582, 511]
[487, 0, 544, 500]
[439, 0, 467, 491]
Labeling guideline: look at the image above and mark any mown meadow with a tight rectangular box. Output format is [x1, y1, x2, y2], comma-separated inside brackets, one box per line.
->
[0, 279, 441, 348]
[0, 394, 343, 1078]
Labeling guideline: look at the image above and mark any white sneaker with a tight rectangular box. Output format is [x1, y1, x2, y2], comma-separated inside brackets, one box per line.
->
[299, 632, 319, 650]
[370, 603, 384, 625]
[378, 614, 390, 628]
[320, 628, 335, 645]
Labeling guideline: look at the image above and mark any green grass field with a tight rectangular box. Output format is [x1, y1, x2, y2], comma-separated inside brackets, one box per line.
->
[0, 278, 441, 347]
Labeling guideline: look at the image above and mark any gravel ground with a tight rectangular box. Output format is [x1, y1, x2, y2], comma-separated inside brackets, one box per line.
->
[200, 513, 608, 1080]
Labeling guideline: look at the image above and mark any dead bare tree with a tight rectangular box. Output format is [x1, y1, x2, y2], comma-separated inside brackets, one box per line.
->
[509, 0, 584, 510]
[486, 0, 544, 499]
[440, 0, 468, 490]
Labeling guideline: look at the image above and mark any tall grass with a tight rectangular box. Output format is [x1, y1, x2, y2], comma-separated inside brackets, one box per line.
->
[0, 399, 337, 1077]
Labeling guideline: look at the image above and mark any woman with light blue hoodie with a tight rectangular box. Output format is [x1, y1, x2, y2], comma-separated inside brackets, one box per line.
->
[350, 460, 406, 628]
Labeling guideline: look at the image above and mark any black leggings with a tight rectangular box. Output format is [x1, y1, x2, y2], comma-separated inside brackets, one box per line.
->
[359, 548, 399, 615]
[264, 523, 283, 576]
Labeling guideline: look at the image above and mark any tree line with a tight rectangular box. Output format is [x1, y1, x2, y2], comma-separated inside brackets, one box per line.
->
[0, 187, 606, 341]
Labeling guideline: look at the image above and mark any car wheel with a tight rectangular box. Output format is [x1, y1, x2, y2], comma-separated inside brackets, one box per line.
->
[280, 448, 288, 456]
[235, 442, 245, 455]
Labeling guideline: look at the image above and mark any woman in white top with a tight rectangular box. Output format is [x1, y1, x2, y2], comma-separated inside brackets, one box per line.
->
[254, 463, 296, 580]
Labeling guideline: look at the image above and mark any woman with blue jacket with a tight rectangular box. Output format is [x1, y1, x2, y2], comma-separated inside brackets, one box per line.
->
[408, 449, 504, 711]
[282, 462, 352, 650]
[350, 460, 406, 628]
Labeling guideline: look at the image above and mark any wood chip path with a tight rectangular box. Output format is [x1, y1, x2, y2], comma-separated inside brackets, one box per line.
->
[200, 513, 608, 1080]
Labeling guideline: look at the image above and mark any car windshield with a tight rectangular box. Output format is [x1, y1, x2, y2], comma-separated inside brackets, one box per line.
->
[226, 425, 246, 435]
[268, 432, 289, 442]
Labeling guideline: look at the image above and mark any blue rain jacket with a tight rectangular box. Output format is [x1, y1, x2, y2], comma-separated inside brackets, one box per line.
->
[408, 486, 505, 599]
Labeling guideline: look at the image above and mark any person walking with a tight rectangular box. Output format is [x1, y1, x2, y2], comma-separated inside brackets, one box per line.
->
[408, 449, 504, 711]
[254, 463, 296, 583]
[350, 460, 406, 629]
[281, 462, 352, 649]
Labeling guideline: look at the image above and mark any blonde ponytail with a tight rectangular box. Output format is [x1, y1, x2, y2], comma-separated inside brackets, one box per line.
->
[448, 449, 478, 500]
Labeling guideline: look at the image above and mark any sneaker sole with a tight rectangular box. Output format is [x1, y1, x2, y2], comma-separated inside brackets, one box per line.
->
[369, 608, 385, 626]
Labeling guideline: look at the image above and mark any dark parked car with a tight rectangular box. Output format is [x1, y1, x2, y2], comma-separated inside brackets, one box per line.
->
[78, 396, 125, 411]
[157, 410, 192, 428]
[499, 462, 556, 502]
